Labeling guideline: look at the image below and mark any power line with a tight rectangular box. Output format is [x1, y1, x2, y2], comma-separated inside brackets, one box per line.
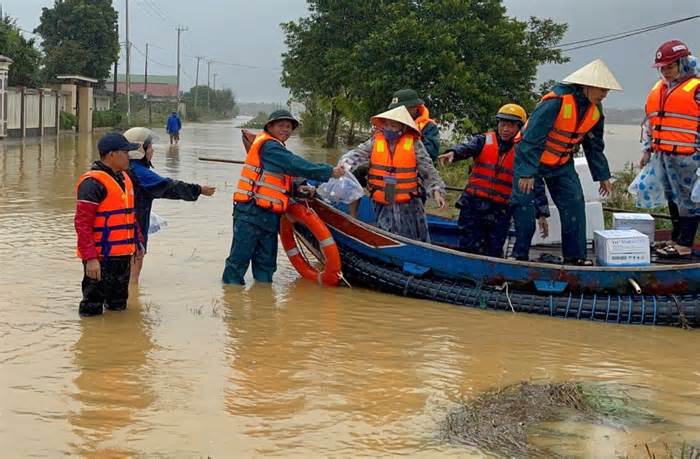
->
[132, 42, 174, 68]
[558, 14, 700, 52]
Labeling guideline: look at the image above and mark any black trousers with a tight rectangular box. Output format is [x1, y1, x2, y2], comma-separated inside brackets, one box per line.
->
[79, 256, 132, 316]
[668, 201, 699, 247]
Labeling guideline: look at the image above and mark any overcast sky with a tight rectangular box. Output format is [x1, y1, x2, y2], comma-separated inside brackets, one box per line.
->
[4, 0, 699, 108]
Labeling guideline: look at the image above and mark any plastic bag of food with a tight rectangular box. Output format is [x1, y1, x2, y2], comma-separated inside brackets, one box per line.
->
[149, 211, 168, 234]
[627, 155, 667, 208]
[316, 170, 366, 204]
[691, 168, 700, 203]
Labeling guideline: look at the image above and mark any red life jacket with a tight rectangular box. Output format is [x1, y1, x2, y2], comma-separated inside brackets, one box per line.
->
[538, 92, 600, 167]
[645, 77, 700, 155]
[465, 132, 515, 205]
[367, 131, 419, 205]
[233, 132, 292, 214]
[76, 170, 136, 258]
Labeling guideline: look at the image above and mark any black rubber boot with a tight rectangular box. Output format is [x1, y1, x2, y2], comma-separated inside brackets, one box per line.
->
[79, 301, 104, 317]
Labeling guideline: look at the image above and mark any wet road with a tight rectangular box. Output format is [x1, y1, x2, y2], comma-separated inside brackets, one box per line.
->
[0, 120, 698, 457]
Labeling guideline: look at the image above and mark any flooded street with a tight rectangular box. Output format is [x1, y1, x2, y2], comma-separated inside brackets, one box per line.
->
[1, 120, 699, 457]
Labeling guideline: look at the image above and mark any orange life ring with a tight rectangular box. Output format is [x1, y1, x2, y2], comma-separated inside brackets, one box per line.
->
[279, 201, 342, 286]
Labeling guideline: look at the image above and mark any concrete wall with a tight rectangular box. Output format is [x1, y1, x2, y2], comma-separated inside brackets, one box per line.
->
[43, 91, 57, 129]
[5, 88, 61, 138]
[93, 95, 111, 112]
[24, 90, 41, 133]
[77, 86, 93, 133]
[7, 89, 21, 131]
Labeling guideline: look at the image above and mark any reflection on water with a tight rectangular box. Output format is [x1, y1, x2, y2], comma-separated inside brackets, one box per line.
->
[0, 121, 699, 456]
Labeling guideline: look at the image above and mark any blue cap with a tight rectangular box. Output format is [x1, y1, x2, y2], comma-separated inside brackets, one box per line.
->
[97, 132, 140, 156]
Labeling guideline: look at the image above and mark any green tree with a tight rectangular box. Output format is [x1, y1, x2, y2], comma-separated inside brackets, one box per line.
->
[282, 0, 568, 141]
[182, 86, 239, 119]
[0, 15, 42, 87]
[35, 0, 118, 82]
[281, 1, 389, 147]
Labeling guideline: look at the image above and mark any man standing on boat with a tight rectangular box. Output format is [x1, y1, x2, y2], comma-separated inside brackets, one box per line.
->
[388, 89, 441, 161]
[510, 59, 623, 265]
[439, 104, 550, 257]
[222, 110, 345, 285]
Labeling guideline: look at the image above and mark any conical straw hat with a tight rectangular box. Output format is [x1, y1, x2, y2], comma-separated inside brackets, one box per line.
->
[371, 106, 420, 135]
[562, 59, 623, 91]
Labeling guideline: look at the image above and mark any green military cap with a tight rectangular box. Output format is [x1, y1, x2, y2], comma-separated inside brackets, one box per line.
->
[388, 88, 425, 109]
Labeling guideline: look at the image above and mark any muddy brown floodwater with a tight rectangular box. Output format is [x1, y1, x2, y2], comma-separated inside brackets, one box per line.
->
[1, 120, 699, 457]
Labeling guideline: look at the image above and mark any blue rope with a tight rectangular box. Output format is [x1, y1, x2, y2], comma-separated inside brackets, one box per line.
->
[627, 296, 633, 324]
[616, 296, 623, 323]
[564, 292, 573, 318]
[605, 295, 612, 323]
[576, 293, 584, 319]
[640, 296, 646, 325]
[591, 294, 598, 321]
[652, 296, 658, 325]
[549, 294, 554, 316]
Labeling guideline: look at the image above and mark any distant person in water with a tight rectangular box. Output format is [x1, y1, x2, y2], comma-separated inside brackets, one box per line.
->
[124, 127, 216, 284]
[166, 111, 182, 144]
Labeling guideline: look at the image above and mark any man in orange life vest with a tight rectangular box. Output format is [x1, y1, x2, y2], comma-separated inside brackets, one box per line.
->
[75, 132, 142, 316]
[222, 110, 345, 285]
[511, 59, 622, 264]
[388, 89, 441, 161]
[640, 40, 700, 258]
[439, 104, 549, 257]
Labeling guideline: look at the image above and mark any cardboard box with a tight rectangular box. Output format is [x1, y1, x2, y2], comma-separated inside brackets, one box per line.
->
[612, 213, 655, 244]
[594, 229, 651, 266]
[532, 201, 605, 246]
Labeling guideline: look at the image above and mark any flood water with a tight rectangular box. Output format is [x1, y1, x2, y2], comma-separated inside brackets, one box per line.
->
[1, 120, 698, 457]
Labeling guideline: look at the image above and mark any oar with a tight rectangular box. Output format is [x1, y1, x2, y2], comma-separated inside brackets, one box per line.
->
[198, 157, 245, 165]
[445, 186, 463, 192]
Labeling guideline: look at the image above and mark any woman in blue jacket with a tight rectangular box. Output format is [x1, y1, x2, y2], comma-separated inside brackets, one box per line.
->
[124, 127, 216, 283]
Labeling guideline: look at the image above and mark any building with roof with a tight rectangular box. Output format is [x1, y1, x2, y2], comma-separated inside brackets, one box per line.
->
[115, 74, 178, 98]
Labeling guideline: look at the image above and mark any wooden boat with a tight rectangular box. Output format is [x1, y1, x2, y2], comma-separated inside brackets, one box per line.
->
[297, 197, 700, 327]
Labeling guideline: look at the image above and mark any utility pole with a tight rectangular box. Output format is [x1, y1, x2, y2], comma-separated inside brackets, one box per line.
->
[213, 73, 217, 91]
[207, 60, 213, 111]
[145, 43, 151, 125]
[194, 56, 202, 111]
[112, 22, 118, 106]
[125, 0, 131, 125]
[175, 25, 187, 112]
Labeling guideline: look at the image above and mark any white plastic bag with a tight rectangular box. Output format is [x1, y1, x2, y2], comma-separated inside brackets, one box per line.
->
[627, 155, 666, 208]
[691, 168, 700, 203]
[149, 211, 168, 234]
[316, 170, 366, 204]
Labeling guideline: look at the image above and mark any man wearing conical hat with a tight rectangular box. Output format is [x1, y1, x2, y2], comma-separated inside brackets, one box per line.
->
[510, 59, 623, 265]
[338, 105, 446, 241]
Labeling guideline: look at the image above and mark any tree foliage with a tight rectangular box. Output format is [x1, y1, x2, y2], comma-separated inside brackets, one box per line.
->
[182, 86, 239, 118]
[282, 0, 568, 141]
[0, 15, 42, 87]
[35, 0, 119, 82]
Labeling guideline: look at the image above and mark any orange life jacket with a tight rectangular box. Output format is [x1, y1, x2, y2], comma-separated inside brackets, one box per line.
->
[233, 132, 293, 214]
[538, 91, 601, 167]
[367, 131, 419, 205]
[645, 77, 700, 155]
[465, 132, 516, 205]
[76, 170, 136, 258]
[414, 105, 435, 132]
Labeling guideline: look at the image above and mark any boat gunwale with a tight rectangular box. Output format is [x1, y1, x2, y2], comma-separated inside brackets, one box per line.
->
[310, 198, 700, 274]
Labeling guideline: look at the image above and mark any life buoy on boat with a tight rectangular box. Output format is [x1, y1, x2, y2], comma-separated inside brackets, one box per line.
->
[279, 201, 342, 286]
